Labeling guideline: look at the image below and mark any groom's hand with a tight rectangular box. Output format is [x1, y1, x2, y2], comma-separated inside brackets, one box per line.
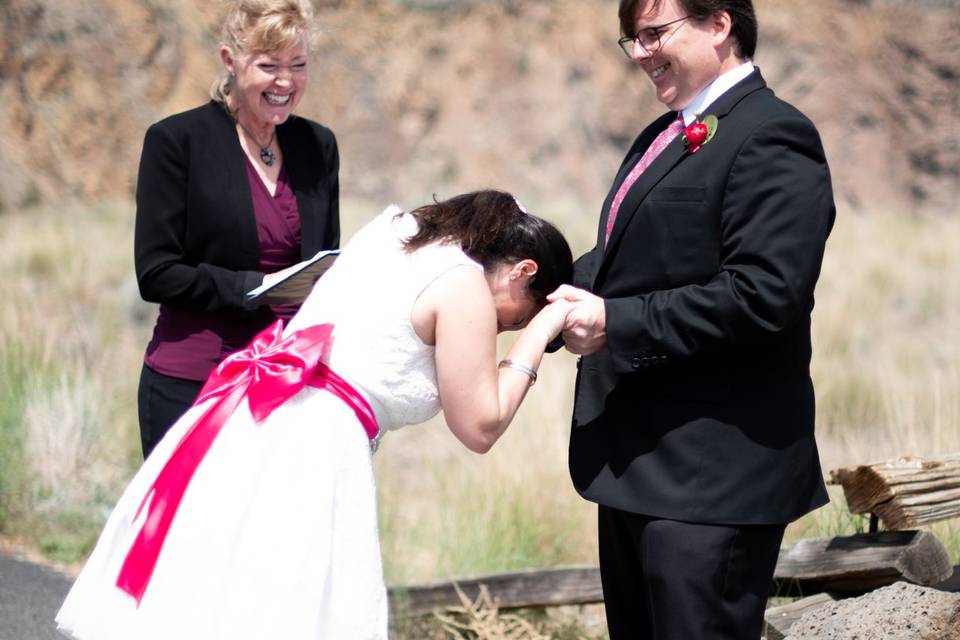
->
[547, 285, 607, 355]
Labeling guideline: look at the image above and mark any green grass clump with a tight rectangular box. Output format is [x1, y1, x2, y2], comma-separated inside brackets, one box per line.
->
[0, 340, 50, 531]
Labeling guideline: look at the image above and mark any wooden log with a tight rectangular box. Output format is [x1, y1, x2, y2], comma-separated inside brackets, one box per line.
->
[388, 533, 951, 616]
[388, 566, 603, 617]
[764, 593, 839, 640]
[772, 530, 953, 596]
[830, 453, 960, 529]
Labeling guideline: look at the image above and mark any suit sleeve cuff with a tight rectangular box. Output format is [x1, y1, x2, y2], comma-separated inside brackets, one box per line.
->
[605, 297, 672, 375]
[239, 271, 265, 310]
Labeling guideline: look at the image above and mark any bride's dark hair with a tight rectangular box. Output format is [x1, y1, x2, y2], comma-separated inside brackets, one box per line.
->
[402, 190, 573, 303]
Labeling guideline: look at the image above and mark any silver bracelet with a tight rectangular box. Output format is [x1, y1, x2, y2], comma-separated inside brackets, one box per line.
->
[498, 359, 538, 386]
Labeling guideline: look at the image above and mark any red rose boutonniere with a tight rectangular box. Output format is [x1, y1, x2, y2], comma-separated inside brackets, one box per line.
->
[682, 114, 718, 154]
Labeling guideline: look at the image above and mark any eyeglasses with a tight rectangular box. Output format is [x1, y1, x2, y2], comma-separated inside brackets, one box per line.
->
[618, 16, 691, 58]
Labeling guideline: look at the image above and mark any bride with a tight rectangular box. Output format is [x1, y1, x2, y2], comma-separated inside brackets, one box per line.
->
[56, 190, 574, 639]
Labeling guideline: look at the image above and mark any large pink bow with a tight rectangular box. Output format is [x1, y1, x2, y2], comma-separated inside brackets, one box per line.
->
[116, 320, 378, 605]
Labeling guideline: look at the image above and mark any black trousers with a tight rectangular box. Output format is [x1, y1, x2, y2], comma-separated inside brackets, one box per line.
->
[137, 364, 204, 458]
[598, 505, 785, 640]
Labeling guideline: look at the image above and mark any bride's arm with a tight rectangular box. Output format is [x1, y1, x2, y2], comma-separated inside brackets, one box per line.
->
[415, 266, 569, 454]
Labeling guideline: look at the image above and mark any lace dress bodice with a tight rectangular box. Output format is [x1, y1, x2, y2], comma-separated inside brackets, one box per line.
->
[285, 206, 482, 432]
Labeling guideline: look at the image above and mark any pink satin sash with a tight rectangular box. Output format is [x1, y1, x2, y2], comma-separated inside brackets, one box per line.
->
[116, 321, 379, 605]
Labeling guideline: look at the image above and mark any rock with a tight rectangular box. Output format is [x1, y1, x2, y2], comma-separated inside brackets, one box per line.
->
[784, 582, 960, 640]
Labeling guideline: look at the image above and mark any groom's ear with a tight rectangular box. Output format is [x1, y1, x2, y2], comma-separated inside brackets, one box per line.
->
[710, 10, 734, 48]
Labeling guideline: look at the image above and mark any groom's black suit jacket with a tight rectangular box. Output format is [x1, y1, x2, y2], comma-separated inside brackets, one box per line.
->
[570, 70, 833, 525]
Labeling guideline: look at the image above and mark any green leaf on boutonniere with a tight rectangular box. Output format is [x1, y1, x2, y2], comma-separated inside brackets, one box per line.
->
[703, 114, 719, 144]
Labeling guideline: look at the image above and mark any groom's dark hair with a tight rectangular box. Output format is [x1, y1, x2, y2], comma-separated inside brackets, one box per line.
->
[619, 0, 757, 59]
[403, 190, 573, 304]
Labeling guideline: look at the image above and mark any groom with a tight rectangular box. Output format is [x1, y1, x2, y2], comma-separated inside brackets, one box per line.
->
[550, 0, 834, 637]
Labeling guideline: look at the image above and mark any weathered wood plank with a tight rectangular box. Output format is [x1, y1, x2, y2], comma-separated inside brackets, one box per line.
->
[388, 533, 952, 616]
[880, 479, 960, 493]
[388, 566, 603, 616]
[771, 530, 952, 596]
[829, 455, 960, 478]
[764, 593, 839, 640]
[830, 453, 960, 528]
[891, 487, 960, 506]
[876, 504, 960, 530]
[883, 465, 960, 479]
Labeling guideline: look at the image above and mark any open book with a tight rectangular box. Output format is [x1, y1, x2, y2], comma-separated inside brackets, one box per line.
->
[246, 249, 340, 304]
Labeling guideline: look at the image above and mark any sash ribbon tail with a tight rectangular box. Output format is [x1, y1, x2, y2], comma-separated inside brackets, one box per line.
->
[115, 320, 377, 605]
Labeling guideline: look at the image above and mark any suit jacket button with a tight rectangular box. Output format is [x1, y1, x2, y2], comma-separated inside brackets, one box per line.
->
[631, 357, 642, 370]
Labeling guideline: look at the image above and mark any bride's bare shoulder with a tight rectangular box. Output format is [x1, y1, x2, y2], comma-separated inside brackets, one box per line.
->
[411, 265, 492, 345]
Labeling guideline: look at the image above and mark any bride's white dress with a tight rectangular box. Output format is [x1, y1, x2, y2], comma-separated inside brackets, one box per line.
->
[56, 207, 481, 640]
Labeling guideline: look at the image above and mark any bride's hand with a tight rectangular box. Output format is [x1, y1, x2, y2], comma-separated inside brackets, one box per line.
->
[529, 299, 574, 342]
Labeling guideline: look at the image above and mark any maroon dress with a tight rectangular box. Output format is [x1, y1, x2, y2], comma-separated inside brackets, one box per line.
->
[144, 159, 303, 381]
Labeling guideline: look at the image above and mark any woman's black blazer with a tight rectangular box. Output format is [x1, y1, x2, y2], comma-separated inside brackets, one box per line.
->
[134, 100, 340, 313]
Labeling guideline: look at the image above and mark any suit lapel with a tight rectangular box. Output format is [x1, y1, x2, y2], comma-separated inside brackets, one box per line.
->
[595, 69, 769, 284]
[597, 149, 646, 248]
[602, 130, 686, 259]
[597, 112, 676, 249]
[212, 103, 260, 259]
[276, 120, 318, 258]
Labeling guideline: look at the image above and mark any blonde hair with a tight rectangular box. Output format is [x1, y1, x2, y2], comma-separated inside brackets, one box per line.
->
[210, 0, 318, 108]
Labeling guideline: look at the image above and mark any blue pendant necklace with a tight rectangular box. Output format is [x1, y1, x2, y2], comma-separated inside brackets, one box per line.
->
[237, 120, 277, 167]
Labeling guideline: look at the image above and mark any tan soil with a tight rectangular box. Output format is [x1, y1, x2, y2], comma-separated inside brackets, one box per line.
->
[1, 0, 958, 215]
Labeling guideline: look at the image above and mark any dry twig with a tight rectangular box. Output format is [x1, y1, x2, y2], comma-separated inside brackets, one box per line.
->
[433, 582, 551, 640]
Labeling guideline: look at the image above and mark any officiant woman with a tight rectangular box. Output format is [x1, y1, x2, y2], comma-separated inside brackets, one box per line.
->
[134, 0, 340, 457]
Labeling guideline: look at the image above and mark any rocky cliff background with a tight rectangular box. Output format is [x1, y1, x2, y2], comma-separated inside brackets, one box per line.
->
[1, 0, 958, 217]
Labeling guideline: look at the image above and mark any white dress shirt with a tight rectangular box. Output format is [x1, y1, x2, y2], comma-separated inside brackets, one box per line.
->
[681, 61, 755, 125]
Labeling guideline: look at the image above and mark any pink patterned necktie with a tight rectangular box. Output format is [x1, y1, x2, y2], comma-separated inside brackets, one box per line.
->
[605, 114, 686, 246]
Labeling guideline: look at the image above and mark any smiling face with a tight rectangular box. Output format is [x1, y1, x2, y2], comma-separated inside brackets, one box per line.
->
[221, 42, 308, 131]
[630, 0, 736, 111]
[485, 260, 541, 333]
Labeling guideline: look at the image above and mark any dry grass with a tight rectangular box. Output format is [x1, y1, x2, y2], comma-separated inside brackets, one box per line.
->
[390, 584, 605, 640]
[811, 209, 960, 466]
[434, 585, 552, 640]
[1, 198, 958, 637]
[785, 208, 960, 546]
[0, 201, 147, 561]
